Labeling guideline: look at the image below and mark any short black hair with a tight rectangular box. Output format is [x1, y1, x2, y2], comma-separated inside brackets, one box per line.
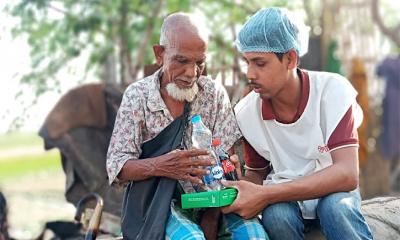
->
[274, 52, 285, 62]
[274, 52, 300, 65]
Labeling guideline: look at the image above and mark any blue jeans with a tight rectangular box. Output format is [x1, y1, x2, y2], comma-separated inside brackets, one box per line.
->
[261, 190, 373, 240]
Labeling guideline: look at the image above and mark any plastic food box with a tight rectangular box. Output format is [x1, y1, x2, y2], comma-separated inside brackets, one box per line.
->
[181, 188, 238, 209]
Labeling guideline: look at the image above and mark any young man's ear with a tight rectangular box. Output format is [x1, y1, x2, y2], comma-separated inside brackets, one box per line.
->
[286, 49, 298, 70]
[153, 45, 165, 66]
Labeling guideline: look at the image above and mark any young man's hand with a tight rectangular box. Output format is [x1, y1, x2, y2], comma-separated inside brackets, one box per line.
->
[229, 154, 243, 179]
[221, 180, 268, 219]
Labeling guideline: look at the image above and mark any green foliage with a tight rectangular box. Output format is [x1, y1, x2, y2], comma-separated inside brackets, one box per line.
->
[8, 0, 300, 92]
[11, 0, 398, 96]
[6, 0, 309, 110]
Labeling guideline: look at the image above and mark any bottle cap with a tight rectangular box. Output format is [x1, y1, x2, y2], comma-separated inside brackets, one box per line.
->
[212, 138, 221, 146]
[191, 115, 201, 123]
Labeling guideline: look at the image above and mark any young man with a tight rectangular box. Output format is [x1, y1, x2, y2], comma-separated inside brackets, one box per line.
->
[106, 12, 267, 240]
[222, 8, 373, 240]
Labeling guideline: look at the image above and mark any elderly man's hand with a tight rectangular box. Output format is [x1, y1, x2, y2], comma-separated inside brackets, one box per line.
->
[155, 149, 214, 184]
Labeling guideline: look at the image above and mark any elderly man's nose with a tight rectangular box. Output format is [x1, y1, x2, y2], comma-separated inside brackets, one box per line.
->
[185, 64, 198, 78]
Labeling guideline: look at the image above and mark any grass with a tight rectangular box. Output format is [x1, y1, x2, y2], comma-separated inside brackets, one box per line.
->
[0, 132, 61, 181]
[0, 150, 61, 181]
[0, 132, 43, 150]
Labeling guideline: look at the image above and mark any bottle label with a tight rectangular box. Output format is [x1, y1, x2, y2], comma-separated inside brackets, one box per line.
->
[222, 160, 236, 173]
[203, 173, 214, 185]
[211, 166, 224, 180]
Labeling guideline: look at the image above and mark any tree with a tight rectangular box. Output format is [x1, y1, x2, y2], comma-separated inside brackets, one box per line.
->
[9, 0, 169, 95]
[8, 0, 300, 93]
[371, 0, 400, 48]
[6, 0, 303, 130]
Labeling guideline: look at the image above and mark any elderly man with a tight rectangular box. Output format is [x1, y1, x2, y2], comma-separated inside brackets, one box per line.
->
[106, 12, 267, 240]
[222, 8, 373, 240]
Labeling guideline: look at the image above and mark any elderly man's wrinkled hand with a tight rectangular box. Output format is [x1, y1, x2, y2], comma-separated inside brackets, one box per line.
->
[155, 149, 214, 184]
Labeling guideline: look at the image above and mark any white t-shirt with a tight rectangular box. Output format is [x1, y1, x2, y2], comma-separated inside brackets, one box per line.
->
[235, 71, 362, 218]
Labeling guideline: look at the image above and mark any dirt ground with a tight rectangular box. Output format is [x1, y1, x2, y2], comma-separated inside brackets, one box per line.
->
[1, 169, 76, 239]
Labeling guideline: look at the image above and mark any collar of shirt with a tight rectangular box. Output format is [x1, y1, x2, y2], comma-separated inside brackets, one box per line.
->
[261, 68, 310, 123]
[146, 68, 208, 113]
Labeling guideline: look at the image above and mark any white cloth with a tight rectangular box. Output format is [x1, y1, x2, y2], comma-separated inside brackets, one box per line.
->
[235, 71, 361, 219]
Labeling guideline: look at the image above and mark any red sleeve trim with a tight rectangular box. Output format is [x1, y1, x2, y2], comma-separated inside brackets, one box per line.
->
[327, 105, 359, 150]
[243, 138, 269, 168]
[329, 140, 358, 151]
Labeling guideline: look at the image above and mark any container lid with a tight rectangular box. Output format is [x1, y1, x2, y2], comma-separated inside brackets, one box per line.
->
[212, 138, 221, 147]
[191, 115, 201, 123]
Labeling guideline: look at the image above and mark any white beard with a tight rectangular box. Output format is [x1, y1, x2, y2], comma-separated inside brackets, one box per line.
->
[165, 82, 199, 102]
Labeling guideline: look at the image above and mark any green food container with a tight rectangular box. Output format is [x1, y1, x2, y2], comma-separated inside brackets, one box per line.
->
[181, 188, 237, 209]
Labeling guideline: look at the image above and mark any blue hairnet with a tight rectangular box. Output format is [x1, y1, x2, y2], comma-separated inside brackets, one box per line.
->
[236, 8, 309, 56]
